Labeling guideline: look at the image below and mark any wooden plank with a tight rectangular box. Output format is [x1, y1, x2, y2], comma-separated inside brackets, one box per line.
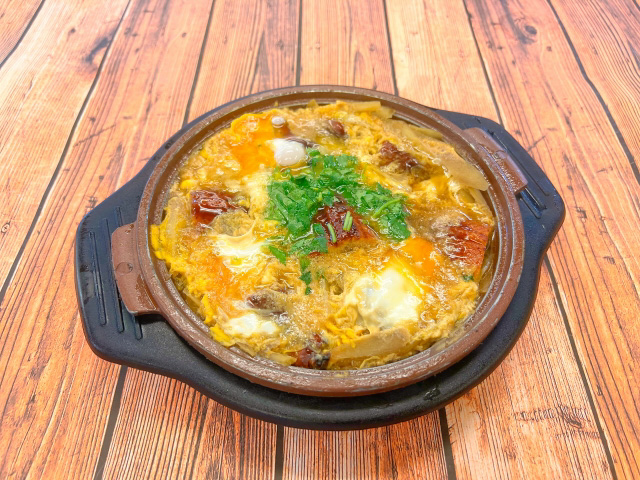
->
[0, 0, 129, 293]
[298, 0, 394, 91]
[0, 0, 42, 63]
[387, 0, 612, 478]
[385, 0, 498, 119]
[0, 0, 213, 477]
[548, 0, 640, 178]
[465, 0, 640, 478]
[104, 1, 300, 478]
[187, 0, 299, 120]
[283, 414, 447, 480]
[447, 267, 611, 479]
[280, 2, 448, 478]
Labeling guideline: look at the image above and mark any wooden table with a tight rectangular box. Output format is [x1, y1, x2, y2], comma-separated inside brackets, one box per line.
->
[1, 0, 638, 478]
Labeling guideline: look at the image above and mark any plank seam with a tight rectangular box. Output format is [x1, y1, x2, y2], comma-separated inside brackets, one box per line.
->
[183, 0, 217, 125]
[273, 425, 284, 480]
[546, 0, 640, 186]
[543, 256, 618, 480]
[187, 398, 209, 480]
[93, 366, 129, 480]
[0, 0, 46, 70]
[381, 0, 399, 96]
[461, 0, 504, 125]
[438, 408, 457, 480]
[295, 0, 303, 86]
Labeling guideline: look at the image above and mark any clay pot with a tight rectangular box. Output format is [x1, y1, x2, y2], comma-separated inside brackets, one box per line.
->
[111, 86, 526, 396]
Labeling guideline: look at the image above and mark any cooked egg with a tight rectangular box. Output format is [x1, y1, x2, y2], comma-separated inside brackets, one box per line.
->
[269, 138, 306, 167]
[223, 312, 280, 338]
[210, 231, 266, 272]
[344, 265, 422, 333]
[151, 100, 495, 370]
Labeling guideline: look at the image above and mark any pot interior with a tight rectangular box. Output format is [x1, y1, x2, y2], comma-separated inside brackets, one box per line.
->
[136, 87, 523, 396]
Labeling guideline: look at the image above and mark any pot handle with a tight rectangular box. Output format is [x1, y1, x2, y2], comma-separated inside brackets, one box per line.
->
[464, 127, 528, 194]
[111, 222, 159, 315]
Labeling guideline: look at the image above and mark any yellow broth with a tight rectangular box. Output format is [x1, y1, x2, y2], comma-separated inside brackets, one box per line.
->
[150, 101, 495, 369]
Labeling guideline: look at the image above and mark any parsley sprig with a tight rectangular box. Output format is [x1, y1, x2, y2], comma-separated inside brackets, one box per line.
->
[266, 150, 410, 258]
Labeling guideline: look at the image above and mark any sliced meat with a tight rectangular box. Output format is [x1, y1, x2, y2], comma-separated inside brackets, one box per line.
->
[293, 348, 330, 369]
[246, 291, 280, 311]
[378, 141, 431, 181]
[191, 190, 242, 224]
[447, 220, 491, 273]
[379, 141, 420, 170]
[314, 202, 373, 246]
[293, 333, 330, 369]
[246, 290, 290, 320]
[327, 119, 346, 137]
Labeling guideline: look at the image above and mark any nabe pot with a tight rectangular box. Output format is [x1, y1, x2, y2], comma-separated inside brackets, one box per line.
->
[111, 86, 526, 397]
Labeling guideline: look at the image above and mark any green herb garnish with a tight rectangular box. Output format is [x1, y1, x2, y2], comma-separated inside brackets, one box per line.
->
[290, 223, 328, 256]
[343, 211, 353, 231]
[327, 223, 337, 243]
[265, 150, 410, 256]
[299, 256, 311, 271]
[463, 274, 474, 282]
[268, 245, 288, 265]
[300, 270, 312, 285]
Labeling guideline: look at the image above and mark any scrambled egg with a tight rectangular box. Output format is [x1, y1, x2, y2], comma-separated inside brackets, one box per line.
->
[150, 101, 495, 369]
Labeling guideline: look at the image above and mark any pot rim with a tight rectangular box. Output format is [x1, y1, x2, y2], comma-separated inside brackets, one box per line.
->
[132, 86, 525, 396]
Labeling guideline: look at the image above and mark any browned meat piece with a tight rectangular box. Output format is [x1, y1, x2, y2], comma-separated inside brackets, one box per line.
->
[246, 292, 280, 311]
[314, 202, 373, 246]
[327, 119, 346, 137]
[447, 220, 491, 273]
[379, 140, 421, 171]
[293, 334, 330, 369]
[191, 190, 242, 224]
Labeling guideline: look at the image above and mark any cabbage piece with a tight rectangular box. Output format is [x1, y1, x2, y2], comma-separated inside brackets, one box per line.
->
[329, 327, 411, 365]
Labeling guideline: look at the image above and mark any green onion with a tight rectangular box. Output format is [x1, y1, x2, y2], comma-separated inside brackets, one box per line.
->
[327, 223, 337, 243]
[343, 211, 353, 231]
[372, 198, 402, 219]
[305, 286, 312, 295]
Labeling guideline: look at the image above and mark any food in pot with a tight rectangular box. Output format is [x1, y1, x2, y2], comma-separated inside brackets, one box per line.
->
[150, 100, 495, 369]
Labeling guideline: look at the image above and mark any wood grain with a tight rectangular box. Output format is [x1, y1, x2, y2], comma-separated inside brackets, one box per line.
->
[0, 0, 42, 63]
[0, 0, 213, 477]
[187, 0, 299, 121]
[447, 266, 611, 479]
[548, 0, 640, 178]
[466, 0, 640, 478]
[0, 0, 129, 294]
[283, 414, 447, 480]
[279, 3, 448, 478]
[385, 0, 498, 119]
[387, 0, 612, 478]
[298, 0, 394, 91]
[102, 1, 300, 478]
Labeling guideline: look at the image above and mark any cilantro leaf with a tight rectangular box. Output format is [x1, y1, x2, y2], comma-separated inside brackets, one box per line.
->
[300, 270, 312, 285]
[268, 245, 288, 265]
[266, 150, 411, 249]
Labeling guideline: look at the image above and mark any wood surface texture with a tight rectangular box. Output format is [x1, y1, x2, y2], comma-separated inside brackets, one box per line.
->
[0, 0, 638, 479]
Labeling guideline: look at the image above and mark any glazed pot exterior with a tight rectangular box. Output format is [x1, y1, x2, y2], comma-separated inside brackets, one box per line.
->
[111, 86, 526, 396]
